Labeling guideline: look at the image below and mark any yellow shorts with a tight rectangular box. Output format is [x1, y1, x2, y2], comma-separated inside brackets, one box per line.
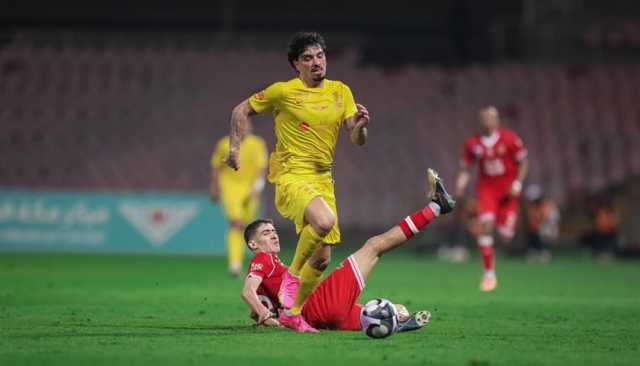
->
[221, 188, 259, 224]
[274, 172, 340, 244]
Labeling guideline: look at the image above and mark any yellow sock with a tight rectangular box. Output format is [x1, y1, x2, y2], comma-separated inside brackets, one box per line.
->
[290, 262, 323, 315]
[227, 227, 245, 271]
[289, 225, 324, 277]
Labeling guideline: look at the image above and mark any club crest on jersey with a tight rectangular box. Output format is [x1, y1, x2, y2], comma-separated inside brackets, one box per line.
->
[497, 144, 506, 156]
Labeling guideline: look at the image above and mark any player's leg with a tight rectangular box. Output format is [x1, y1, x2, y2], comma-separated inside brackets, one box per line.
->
[274, 177, 334, 306]
[286, 198, 335, 316]
[278, 177, 338, 332]
[304, 170, 454, 333]
[477, 219, 497, 291]
[281, 174, 339, 311]
[352, 169, 455, 281]
[289, 197, 335, 275]
[476, 188, 499, 292]
[351, 226, 410, 281]
[279, 224, 330, 333]
[290, 243, 331, 315]
[228, 195, 260, 276]
[226, 219, 246, 277]
[221, 191, 247, 277]
[496, 197, 518, 245]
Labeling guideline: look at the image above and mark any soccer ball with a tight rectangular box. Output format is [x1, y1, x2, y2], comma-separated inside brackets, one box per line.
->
[258, 295, 279, 318]
[360, 298, 400, 339]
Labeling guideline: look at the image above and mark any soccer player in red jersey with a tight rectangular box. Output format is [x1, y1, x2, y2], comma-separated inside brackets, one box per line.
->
[454, 106, 529, 292]
[240, 169, 455, 333]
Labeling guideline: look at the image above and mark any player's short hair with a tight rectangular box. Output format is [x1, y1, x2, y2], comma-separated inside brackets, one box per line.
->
[287, 31, 327, 69]
[244, 219, 274, 247]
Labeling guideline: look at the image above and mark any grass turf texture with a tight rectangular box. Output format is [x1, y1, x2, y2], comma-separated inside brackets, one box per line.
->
[1, 250, 639, 365]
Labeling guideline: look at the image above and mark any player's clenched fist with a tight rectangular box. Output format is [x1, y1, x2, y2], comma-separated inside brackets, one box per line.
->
[354, 103, 370, 129]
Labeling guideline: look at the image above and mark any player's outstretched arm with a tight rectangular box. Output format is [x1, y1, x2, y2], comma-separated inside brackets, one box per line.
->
[241, 275, 278, 326]
[226, 99, 258, 170]
[344, 103, 369, 145]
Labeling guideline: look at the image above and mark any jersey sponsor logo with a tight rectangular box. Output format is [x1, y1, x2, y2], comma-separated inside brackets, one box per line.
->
[298, 121, 310, 132]
[251, 262, 264, 272]
[483, 158, 506, 176]
[255, 91, 265, 101]
[118, 202, 199, 247]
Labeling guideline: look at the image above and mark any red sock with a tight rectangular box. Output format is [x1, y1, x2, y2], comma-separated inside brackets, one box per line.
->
[399, 203, 438, 239]
[478, 236, 495, 273]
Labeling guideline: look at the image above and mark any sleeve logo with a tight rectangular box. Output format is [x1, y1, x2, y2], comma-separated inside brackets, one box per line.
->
[255, 91, 265, 101]
[251, 263, 263, 271]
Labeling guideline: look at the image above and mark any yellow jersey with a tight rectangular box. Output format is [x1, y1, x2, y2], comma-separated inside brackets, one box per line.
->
[248, 78, 357, 182]
[211, 134, 268, 191]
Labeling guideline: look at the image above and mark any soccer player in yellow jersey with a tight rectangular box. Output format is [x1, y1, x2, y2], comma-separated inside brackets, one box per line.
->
[210, 121, 268, 277]
[225, 32, 370, 332]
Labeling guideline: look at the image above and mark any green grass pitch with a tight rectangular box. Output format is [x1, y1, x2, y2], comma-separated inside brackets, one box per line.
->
[1, 249, 639, 365]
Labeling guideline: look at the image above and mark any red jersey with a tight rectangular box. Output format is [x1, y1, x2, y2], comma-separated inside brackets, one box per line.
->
[462, 128, 527, 194]
[247, 252, 287, 312]
[246, 252, 364, 331]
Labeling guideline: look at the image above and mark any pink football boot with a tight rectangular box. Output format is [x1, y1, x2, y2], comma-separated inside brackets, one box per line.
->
[278, 271, 300, 309]
[279, 312, 319, 333]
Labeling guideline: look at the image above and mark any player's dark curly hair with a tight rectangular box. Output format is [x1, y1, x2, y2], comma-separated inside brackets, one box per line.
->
[244, 219, 275, 247]
[287, 31, 327, 69]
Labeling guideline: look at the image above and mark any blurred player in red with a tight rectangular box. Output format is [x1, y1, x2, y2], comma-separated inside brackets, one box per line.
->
[454, 106, 529, 292]
[240, 169, 455, 332]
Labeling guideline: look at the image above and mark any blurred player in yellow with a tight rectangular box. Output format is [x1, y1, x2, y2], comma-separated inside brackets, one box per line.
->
[210, 121, 268, 277]
[225, 32, 370, 332]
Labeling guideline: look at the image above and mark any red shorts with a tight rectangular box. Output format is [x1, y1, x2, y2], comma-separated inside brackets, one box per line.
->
[302, 256, 364, 331]
[477, 185, 519, 239]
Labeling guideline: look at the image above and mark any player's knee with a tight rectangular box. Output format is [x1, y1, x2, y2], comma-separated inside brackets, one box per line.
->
[480, 221, 494, 235]
[312, 215, 335, 236]
[230, 220, 245, 230]
[363, 235, 385, 257]
[310, 256, 330, 271]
